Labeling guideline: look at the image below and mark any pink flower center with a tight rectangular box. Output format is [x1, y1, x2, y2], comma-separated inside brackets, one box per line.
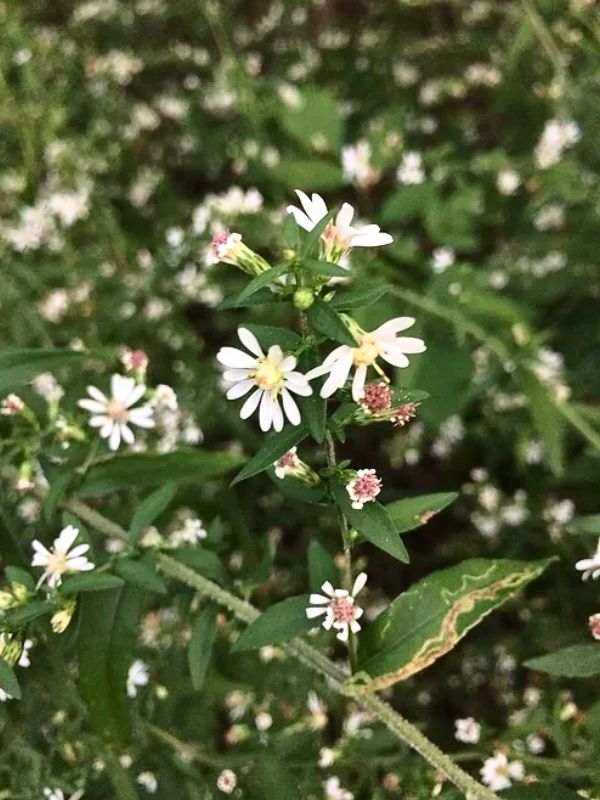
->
[277, 450, 298, 469]
[351, 471, 381, 501]
[106, 398, 128, 423]
[360, 382, 392, 412]
[330, 596, 357, 624]
[128, 350, 149, 369]
[211, 230, 231, 249]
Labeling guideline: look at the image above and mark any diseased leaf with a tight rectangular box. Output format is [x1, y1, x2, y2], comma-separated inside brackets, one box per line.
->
[234, 595, 317, 651]
[306, 301, 356, 347]
[188, 605, 218, 691]
[385, 492, 458, 534]
[128, 482, 177, 544]
[231, 423, 309, 485]
[77, 449, 244, 496]
[331, 481, 409, 563]
[357, 558, 553, 690]
[525, 644, 600, 678]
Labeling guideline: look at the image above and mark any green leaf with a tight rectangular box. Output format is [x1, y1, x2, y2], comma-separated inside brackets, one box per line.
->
[280, 86, 343, 152]
[273, 159, 343, 192]
[306, 300, 356, 346]
[5, 566, 35, 592]
[298, 349, 326, 443]
[171, 548, 228, 584]
[43, 469, 77, 523]
[570, 514, 600, 537]
[517, 367, 564, 476]
[331, 482, 409, 563]
[268, 471, 325, 505]
[385, 492, 458, 534]
[5, 601, 56, 627]
[307, 540, 338, 591]
[60, 573, 125, 594]
[330, 283, 391, 311]
[128, 482, 177, 544]
[357, 558, 553, 690]
[114, 557, 167, 594]
[303, 258, 349, 279]
[525, 644, 600, 678]
[504, 785, 581, 800]
[0, 348, 87, 393]
[218, 288, 282, 310]
[231, 423, 309, 485]
[244, 324, 301, 352]
[381, 184, 436, 225]
[188, 605, 218, 691]
[254, 754, 301, 800]
[0, 657, 21, 700]
[300, 214, 333, 259]
[234, 595, 317, 651]
[232, 263, 288, 305]
[77, 448, 244, 496]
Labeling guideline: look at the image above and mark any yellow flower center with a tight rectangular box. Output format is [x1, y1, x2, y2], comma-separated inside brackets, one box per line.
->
[253, 357, 284, 395]
[47, 551, 69, 578]
[106, 398, 128, 423]
[353, 334, 380, 366]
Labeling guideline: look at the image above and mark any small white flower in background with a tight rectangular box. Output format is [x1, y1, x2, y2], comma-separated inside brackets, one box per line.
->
[527, 733, 545, 754]
[497, 168, 520, 195]
[306, 573, 367, 642]
[396, 151, 425, 185]
[216, 769, 237, 794]
[46, 188, 90, 226]
[120, 348, 149, 374]
[255, 711, 273, 731]
[576, 539, 600, 581]
[455, 717, 481, 744]
[127, 659, 150, 698]
[534, 203, 564, 231]
[217, 327, 312, 432]
[588, 613, 600, 640]
[535, 118, 580, 169]
[169, 516, 207, 547]
[286, 190, 393, 263]
[78, 374, 155, 451]
[346, 469, 382, 509]
[480, 752, 524, 791]
[307, 690, 328, 729]
[18, 639, 33, 668]
[1, 394, 25, 415]
[341, 140, 381, 188]
[431, 247, 455, 273]
[307, 317, 426, 401]
[136, 772, 158, 793]
[33, 372, 64, 403]
[43, 789, 85, 800]
[31, 525, 94, 589]
[152, 384, 178, 411]
[324, 776, 354, 800]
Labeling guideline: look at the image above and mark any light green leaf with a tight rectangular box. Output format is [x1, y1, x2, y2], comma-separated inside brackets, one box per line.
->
[77, 449, 244, 496]
[306, 300, 356, 346]
[5, 566, 35, 592]
[234, 595, 316, 651]
[188, 605, 218, 691]
[254, 755, 301, 800]
[0, 348, 88, 393]
[381, 184, 436, 225]
[60, 573, 125, 594]
[128, 482, 177, 544]
[570, 514, 600, 537]
[274, 159, 343, 192]
[525, 644, 600, 678]
[303, 258, 349, 279]
[0, 657, 21, 700]
[231, 422, 309, 485]
[357, 558, 553, 690]
[385, 492, 458, 534]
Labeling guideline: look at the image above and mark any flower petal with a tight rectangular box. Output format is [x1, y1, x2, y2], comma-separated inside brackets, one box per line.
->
[238, 327, 264, 358]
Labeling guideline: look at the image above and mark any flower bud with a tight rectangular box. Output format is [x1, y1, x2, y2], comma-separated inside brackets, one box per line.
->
[293, 287, 315, 309]
[210, 230, 270, 276]
[51, 599, 77, 634]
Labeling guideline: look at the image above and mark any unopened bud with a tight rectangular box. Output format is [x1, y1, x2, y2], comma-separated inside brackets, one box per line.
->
[293, 288, 315, 309]
[210, 230, 270, 276]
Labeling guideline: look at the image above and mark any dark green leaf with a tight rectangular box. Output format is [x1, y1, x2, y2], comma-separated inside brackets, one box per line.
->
[255, 754, 302, 800]
[300, 214, 333, 259]
[231, 423, 309, 485]
[43, 469, 77, 523]
[306, 300, 356, 346]
[234, 595, 317, 651]
[77, 449, 244, 497]
[244, 324, 301, 352]
[5, 601, 56, 627]
[232, 263, 288, 305]
[385, 492, 458, 534]
[0, 349, 88, 393]
[504, 785, 581, 800]
[5, 566, 35, 592]
[218, 288, 282, 310]
[307, 540, 338, 591]
[298, 349, 326, 443]
[304, 258, 350, 279]
[114, 557, 167, 594]
[525, 644, 600, 678]
[0, 657, 21, 700]
[60, 573, 125, 594]
[517, 366, 564, 476]
[330, 283, 391, 310]
[188, 605, 218, 691]
[172, 548, 228, 584]
[128, 482, 177, 544]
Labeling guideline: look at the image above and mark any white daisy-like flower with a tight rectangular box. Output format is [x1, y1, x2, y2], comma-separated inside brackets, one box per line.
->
[78, 374, 155, 451]
[306, 573, 367, 642]
[480, 752, 524, 791]
[31, 525, 95, 589]
[217, 327, 312, 432]
[455, 717, 481, 744]
[286, 190, 393, 262]
[127, 659, 150, 698]
[307, 317, 426, 401]
[575, 538, 600, 581]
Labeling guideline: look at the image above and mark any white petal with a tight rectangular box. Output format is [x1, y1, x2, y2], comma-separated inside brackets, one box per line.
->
[306, 606, 328, 618]
[392, 336, 427, 354]
[68, 543, 90, 558]
[271, 398, 284, 432]
[259, 392, 274, 432]
[120, 423, 135, 445]
[351, 364, 367, 402]
[320, 581, 335, 597]
[111, 374, 136, 404]
[226, 380, 255, 400]
[238, 327, 264, 358]
[380, 350, 410, 368]
[109, 424, 122, 450]
[309, 594, 331, 605]
[78, 399, 107, 414]
[336, 624, 350, 642]
[128, 409, 155, 428]
[89, 414, 110, 428]
[280, 355, 297, 372]
[350, 231, 393, 247]
[352, 572, 368, 596]
[336, 202, 355, 231]
[54, 525, 80, 552]
[349, 620, 362, 633]
[222, 369, 252, 382]
[281, 388, 301, 426]
[123, 383, 147, 408]
[321, 349, 353, 398]
[372, 317, 415, 338]
[286, 205, 315, 232]
[100, 419, 115, 438]
[240, 388, 262, 419]
[216, 347, 257, 369]
[67, 557, 95, 571]
[87, 385, 107, 403]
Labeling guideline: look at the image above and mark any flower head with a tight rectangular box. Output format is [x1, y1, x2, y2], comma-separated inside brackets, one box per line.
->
[480, 752, 524, 791]
[31, 525, 95, 589]
[209, 230, 270, 275]
[78, 374, 155, 451]
[307, 317, 426, 401]
[306, 573, 367, 642]
[127, 659, 150, 698]
[455, 717, 481, 744]
[346, 469, 382, 510]
[217, 327, 312, 432]
[575, 538, 600, 581]
[589, 613, 600, 641]
[216, 769, 237, 794]
[1, 394, 25, 415]
[274, 447, 300, 479]
[286, 190, 392, 263]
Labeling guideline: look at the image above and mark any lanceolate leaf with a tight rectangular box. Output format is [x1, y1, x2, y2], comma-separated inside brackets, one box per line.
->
[231, 422, 309, 485]
[128, 482, 178, 543]
[114, 557, 167, 594]
[0, 348, 88, 393]
[232, 262, 288, 304]
[188, 605, 218, 691]
[357, 558, 553, 690]
[517, 367, 564, 477]
[307, 539, 338, 591]
[0, 657, 21, 700]
[60, 573, 125, 594]
[254, 754, 301, 800]
[385, 492, 459, 534]
[234, 595, 317, 651]
[298, 348, 326, 443]
[77, 449, 244, 496]
[525, 644, 600, 678]
[243, 324, 301, 352]
[331, 481, 409, 563]
[330, 283, 391, 311]
[306, 300, 356, 346]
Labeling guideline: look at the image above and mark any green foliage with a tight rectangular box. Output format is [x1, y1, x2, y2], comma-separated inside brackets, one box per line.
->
[234, 595, 317, 650]
[525, 644, 600, 678]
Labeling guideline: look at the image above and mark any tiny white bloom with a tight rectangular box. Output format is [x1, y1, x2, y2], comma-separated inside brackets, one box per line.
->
[137, 771, 158, 793]
[127, 659, 150, 698]
[306, 573, 367, 643]
[307, 317, 426, 401]
[217, 327, 312, 432]
[455, 717, 481, 744]
[31, 525, 94, 589]
[43, 789, 85, 800]
[324, 776, 354, 800]
[18, 639, 33, 668]
[78, 374, 155, 451]
[286, 190, 392, 262]
[576, 538, 600, 581]
[346, 469, 382, 509]
[397, 151, 425, 185]
[480, 752, 524, 791]
[216, 769, 237, 794]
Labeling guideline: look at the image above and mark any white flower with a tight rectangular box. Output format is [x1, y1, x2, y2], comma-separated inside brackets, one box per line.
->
[306, 573, 367, 642]
[136, 772, 157, 793]
[1, 394, 24, 415]
[217, 327, 312, 432]
[273, 447, 300, 479]
[286, 190, 392, 262]
[535, 118, 580, 169]
[127, 659, 150, 698]
[480, 752, 524, 791]
[307, 317, 426, 401]
[576, 538, 600, 581]
[78, 374, 155, 451]
[18, 639, 33, 668]
[216, 769, 237, 794]
[397, 151, 425, 185]
[324, 776, 354, 800]
[496, 168, 520, 195]
[432, 247, 455, 273]
[455, 717, 481, 744]
[31, 525, 95, 589]
[255, 711, 273, 731]
[152, 384, 178, 411]
[169, 516, 207, 547]
[43, 789, 85, 800]
[346, 469, 382, 509]
[341, 140, 381, 188]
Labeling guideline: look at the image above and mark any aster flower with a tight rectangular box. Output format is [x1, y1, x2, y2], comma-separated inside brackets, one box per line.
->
[286, 190, 393, 263]
[346, 469, 382, 509]
[307, 317, 426, 401]
[31, 525, 95, 589]
[575, 538, 600, 581]
[209, 230, 270, 275]
[78, 374, 155, 451]
[588, 613, 600, 641]
[480, 752, 524, 791]
[455, 717, 481, 744]
[306, 573, 367, 642]
[217, 327, 312, 432]
[1, 394, 25, 415]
